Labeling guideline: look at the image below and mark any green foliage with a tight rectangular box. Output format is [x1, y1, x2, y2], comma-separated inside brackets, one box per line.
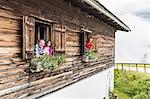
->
[30, 55, 65, 71]
[84, 50, 97, 59]
[133, 93, 149, 99]
[30, 57, 37, 64]
[115, 69, 150, 99]
[89, 51, 97, 59]
[114, 90, 131, 99]
[109, 91, 117, 99]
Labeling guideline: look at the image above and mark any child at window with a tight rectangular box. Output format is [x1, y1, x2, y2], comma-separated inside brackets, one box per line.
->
[35, 39, 45, 57]
[85, 37, 93, 52]
[83, 37, 93, 62]
[43, 40, 53, 55]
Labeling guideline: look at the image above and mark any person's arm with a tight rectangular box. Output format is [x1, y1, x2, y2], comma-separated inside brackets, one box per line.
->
[49, 48, 52, 55]
[89, 42, 93, 52]
[43, 47, 49, 55]
[35, 44, 40, 57]
[91, 43, 94, 49]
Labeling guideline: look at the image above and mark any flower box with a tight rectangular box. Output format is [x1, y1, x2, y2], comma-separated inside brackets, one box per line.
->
[30, 55, 65, 73]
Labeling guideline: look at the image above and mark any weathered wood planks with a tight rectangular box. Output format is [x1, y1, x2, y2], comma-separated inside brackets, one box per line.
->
[0, 0, 115, 98]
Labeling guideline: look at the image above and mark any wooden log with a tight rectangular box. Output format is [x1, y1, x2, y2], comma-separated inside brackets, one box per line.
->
[66, 52, 80, 56]
[66, 41, 80, 47]
[27, 73, 73, 98]
[0, 34, 20, 42]
[0, 18, 21, 31]
[0, 47, 21, 54]
[66, 36, 80, 42]
[0, 76, 29, 90]
[65, 46, 80, 52]
[0, 64, 25, 72]
[0, 63, 26, 74]
[0, 28, 20, 34]
[0, 59, 11, 65]
[0, 82, 30, 97]
[0, 41, 20, 47]
[0, 74, 28, 83]
[66, 31, 80, 36]
[0, 67, 25, 77]
[1, 78, 68, 98]
[0, 9, 21, 20]
[65, 56, 81, 62]
[0, 53, 21, 59]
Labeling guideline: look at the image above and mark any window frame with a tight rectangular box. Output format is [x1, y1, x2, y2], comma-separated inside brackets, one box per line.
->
[80, 28, 92, 56]
[23, 15, 66, 59]
[34, 20, 53, 44]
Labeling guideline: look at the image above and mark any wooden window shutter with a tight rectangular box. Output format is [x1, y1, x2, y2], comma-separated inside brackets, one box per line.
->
[23, 16, 35, 59]
[53, 24, 66, 52]
[93, 38, 97, 50]
[54, 31, 61, 51]
[61, 32, 65, 51]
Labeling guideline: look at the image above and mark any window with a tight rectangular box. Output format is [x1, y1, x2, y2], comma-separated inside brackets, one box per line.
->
[80, 29, 98, 55]
[80, 29, 92, 55]
[35, 21, 52, 44]
[23, 16, 66, 59]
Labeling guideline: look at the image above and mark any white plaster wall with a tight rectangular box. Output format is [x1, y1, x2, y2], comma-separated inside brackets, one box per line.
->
[40, 67, 114, 99]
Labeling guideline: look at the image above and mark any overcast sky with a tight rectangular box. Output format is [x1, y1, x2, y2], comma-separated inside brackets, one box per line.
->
[98, 0, 150, 63]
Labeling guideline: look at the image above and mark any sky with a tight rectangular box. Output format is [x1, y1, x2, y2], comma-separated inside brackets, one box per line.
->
[98, 0, 150, 63]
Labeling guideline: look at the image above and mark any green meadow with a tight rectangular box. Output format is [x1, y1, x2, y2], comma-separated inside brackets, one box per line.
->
[114, 69, 150, 99]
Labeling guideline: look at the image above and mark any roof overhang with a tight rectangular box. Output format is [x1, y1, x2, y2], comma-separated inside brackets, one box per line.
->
[64, 0, 131, 32]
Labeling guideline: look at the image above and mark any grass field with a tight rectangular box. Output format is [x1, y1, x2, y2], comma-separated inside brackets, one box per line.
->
[114, 69, 150, 99]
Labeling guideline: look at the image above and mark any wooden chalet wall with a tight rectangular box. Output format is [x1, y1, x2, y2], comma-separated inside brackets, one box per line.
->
[0, 0, 115, 98]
